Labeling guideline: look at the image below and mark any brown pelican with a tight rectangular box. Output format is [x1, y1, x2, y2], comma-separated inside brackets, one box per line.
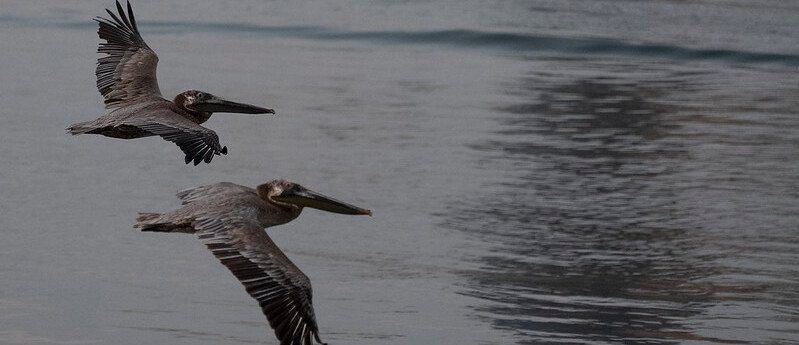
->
[67, 1, 274, 165]
[134, 180, 371, 345]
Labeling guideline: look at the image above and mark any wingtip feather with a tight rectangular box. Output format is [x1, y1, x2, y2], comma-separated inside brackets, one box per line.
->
[115, 0, 133, 32]
[126, 1, 138, 33]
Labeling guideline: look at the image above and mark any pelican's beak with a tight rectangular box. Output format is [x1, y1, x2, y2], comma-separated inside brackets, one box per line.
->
[191, 95, 275, 114]
[274, 186, 372, 216]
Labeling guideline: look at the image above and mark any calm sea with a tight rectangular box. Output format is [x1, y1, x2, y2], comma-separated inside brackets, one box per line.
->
[0, 1, 797, 344]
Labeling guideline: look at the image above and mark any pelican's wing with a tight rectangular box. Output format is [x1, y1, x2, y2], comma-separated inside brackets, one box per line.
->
[176, 182, 255, 205]
[95, 1, 161, 109]
[194, 216, 326, 345]
[128, 113, 228, 165]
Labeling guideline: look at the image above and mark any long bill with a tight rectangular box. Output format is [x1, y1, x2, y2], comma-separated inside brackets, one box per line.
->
[274, 187, 372, 216]
[192, 96, 275, 114]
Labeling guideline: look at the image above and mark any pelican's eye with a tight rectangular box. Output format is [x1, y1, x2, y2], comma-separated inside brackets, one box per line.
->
[285, 184, 303, 194]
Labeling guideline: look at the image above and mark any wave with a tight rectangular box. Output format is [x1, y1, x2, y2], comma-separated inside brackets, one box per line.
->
[10, 15, 799, 66]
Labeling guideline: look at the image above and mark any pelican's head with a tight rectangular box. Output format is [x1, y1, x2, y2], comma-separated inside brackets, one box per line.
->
[175, 90, 275, 115]
[258, 180, 372, 216]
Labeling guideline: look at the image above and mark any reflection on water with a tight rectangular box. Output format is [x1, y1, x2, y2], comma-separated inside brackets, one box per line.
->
[445, 66, 799, 344]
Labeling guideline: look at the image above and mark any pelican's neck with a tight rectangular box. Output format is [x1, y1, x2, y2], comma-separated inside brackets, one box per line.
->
[188, 110, 212, 124]
[177, 105, 211, 124]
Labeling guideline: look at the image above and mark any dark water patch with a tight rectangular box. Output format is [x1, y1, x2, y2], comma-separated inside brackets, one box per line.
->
[443, 67, 799, 344]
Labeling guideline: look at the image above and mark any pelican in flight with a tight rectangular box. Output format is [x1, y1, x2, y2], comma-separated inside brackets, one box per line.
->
[134, 180, 371, 345]
[68, 1, 274, 165]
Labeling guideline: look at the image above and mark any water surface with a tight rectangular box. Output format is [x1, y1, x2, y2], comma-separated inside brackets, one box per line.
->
[0, 1, 797, 344]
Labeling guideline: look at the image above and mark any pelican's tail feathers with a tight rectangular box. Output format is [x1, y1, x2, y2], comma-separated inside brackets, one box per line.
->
[136, 212, 161, 223]
[66, 121, 96, 135]
[135, 212, 164, 231]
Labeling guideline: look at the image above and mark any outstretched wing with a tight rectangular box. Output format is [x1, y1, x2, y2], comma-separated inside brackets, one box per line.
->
[194, 216, 326, 345]
[95, 1, 161, 109]
[127, 111, 228, 165]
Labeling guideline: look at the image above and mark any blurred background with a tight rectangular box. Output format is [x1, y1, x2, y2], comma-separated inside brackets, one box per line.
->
[0, 1, 797, 344]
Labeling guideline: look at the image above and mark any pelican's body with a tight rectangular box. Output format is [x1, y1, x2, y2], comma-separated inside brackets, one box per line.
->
[68, 1, 274, 165]
[135, 180, 371, 345]
[71, 96, 208, 140]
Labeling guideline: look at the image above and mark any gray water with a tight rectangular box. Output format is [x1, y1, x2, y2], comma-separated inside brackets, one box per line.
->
[1, 1, 798, 344]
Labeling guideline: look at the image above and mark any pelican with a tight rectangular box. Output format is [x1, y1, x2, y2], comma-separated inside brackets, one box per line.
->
[68, 1, 274, 165]
[134, 180, 371, 345]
